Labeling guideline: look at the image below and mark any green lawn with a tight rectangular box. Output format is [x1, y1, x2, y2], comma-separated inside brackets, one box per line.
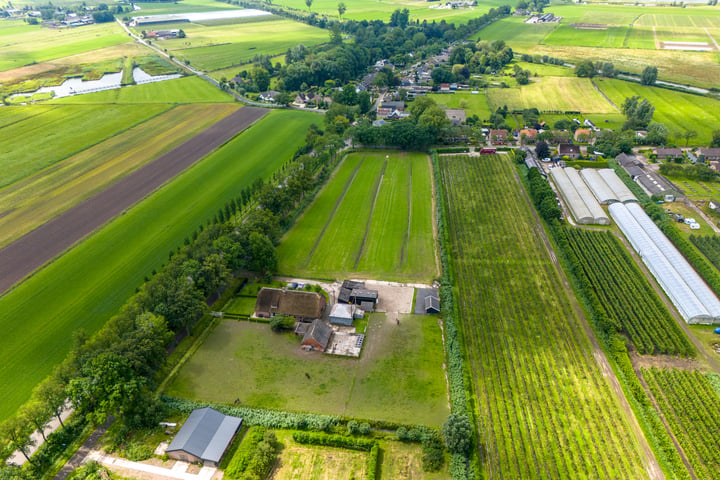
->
[486, 76, 616, 113]
[0, 103, 240, 248]
[223, 296, 258, 316]
[595, 78, 720, 145]
[0, 22, 130, 71]
[166, 313, 449, 426]
[0, 110, 317, 421]
[48, 76, 234, 104]
[277, 151, 437, 283]
[427, 92, 493, 122]
[0, 104, 169, 189]
[153, 18, 328, 72]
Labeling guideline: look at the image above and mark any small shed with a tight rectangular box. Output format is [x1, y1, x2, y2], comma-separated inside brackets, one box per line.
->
[301, 320, 333, 351]
[425, 295, 441, 314]
[329, 304, 354, 326]
[166, 408, 242, 467]
[350, 289, 378, 304]
[359, 301, 375, 313]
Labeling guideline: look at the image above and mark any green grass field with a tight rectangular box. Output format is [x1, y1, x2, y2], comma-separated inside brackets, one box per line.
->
[427, 92, 493, 122]
[441, 154, 652, 478]
[151, 18, 328, 72]
[0, 110, 317, 421]
[0, 22, 130, 71]
[166, 313, 449, 426]
[471, 16, 557, 49]
[48, 75, 234, 104]
[542, 25, 629, 48]
[131, 0, 245, 16]
[487, 76, 616, 113]
[624, 26, 656, 49]
[0, 103, 239, 248]
[0, 104, 169, 189]
[277, 151, 437, 283]
[595, 78, 720, 145]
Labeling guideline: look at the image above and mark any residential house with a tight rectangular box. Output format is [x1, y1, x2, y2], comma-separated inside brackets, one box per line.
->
[519, 128, 538, 144]
[489, 129, 509, 145]
[697, 148, 720, 162]
[655, 148, 683, 160]
[558, 143, 581, 159]
[377, 101, 405, 118]
[573, 128, 593, 143]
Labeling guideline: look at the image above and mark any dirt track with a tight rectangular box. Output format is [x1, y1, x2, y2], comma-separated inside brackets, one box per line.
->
[0, 106, 268, 296]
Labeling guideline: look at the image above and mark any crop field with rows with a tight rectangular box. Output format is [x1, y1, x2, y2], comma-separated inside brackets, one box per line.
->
[559, 228, 694, 356]
[690, 235, 720, 272]
[642, 368, 720, 480]
[440, 154, 651, 479]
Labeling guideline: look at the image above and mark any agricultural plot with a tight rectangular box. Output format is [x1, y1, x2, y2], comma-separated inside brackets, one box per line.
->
[542, 25, 629, 48]
[277, 152, 437, 283]
[427, 92, 493, 122]
[674, 178, 720, 201]
[470, 17, 557, 49]
[0, 104, 169, 189]
[559, 227, 695, 356]
[486, 76, 615, 113]
[440, 155, 652, 479]
[690, 235, 720, 272]
[0, 103, 239, 248]
[595, 78, 720, 145]
[0, 22, 130, 72]
[154, 18, 327, 72]
[49, 75, 234, 104]
[270, 432, 369, 480]
[166, 313, 449, 426]
[0, 110, 317, 421]
[636, 13, 720, 28]
[624, 26, 657, 49]
[642, 368, 720, 480]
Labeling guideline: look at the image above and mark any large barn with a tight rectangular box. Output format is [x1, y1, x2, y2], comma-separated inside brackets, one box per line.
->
[166, 408, 242, 467]
[254, 288, 326, 321]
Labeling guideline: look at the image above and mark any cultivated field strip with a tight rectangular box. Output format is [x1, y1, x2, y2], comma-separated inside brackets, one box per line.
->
[0, 106, 267, 295]
[642, 368, 720, 480]
[0, 110, 317, 420]
[278, 152, 436, 282]
[0, 104, 240, 248]
[440, 155, 650, 479]
[560, 228, 694, 356]
[0, 104, 169, 188]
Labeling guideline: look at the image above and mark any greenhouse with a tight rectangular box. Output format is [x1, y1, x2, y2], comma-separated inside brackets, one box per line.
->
[550, 167, 609, 225]
[565, 168, 610, 225]
[580, 169, 618, 204]
[598, 169, 637, 203]
[609, 202, 720, 324]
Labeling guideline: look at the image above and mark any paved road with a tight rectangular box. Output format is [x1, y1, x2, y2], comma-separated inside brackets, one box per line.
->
[0, 107, 267, 295]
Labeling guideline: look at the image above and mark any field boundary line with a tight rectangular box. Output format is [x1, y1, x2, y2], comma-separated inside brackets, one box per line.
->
[623, 14, 642, 48]
[354, 159, 388, 269]
[591, 78, 619, 112]
[0, 105, 57, 132]
[704, 27, 720, 51]
[301, 158, 364, 269]
[653, 26, 660, 50]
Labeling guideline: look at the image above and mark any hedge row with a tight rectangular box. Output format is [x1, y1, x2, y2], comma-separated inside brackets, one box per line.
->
[225, 427, 266, 478]
[436, 147, 470, 154]
[565, 160, 608, 169]
[292, 431, 379, 480]
[161, 397, 339, 431]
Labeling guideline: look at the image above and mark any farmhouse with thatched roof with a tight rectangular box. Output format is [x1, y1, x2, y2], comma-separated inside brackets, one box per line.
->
[254, 288, 326, 321]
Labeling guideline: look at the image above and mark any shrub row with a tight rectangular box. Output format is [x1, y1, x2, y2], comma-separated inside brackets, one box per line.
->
[226, 427, 266, 478]
[436, 147, 470, 154]
[527, 167, 561, 223]
[565, 160, 608, 169]
[161, 397, 339, 431]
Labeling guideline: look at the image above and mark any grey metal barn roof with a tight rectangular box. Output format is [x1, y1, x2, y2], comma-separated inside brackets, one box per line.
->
[166, 408, 242, 463]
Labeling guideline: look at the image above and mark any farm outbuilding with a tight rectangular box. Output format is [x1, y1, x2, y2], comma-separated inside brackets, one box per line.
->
[425, 295, 441, 314]
[350, 288, 378, 305]
[609, 202, 720, 324]
[301, 319, 333, 351]
[329, 303, 354, 326]
[166, 408, 242, 467]
[254, 288, 326, 321]
[549, 167, 609, 225]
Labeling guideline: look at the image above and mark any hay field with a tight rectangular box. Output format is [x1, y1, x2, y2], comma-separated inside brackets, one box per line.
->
[154, 18, 328, 72]
[542, 25, 629, 48]
[595, 78, 720, 145]
[0, 110, 316, 421]
[0, 22, 130, 71]
[487, 76, 615, 113]
[0, 104, 168, 188]
[0, 103, 239, 248]
[471, 16, 556, 48]
[277, 152, 437, 283]
[166, 313, 449, 426]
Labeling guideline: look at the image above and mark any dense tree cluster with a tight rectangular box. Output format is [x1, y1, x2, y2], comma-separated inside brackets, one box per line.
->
[621, 96, 655, 130]
[527, 167, 561, 223]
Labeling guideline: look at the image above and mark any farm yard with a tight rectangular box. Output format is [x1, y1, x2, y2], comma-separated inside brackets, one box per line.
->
[0, 103, 240, 248]
[276, 151, 437, 283]
[166, 313, 449, 426]
[440, 154, 654, 479]
[0, 110, 317, 421]
[642, 368, 720, 480]
[139, 17, 328, 72]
